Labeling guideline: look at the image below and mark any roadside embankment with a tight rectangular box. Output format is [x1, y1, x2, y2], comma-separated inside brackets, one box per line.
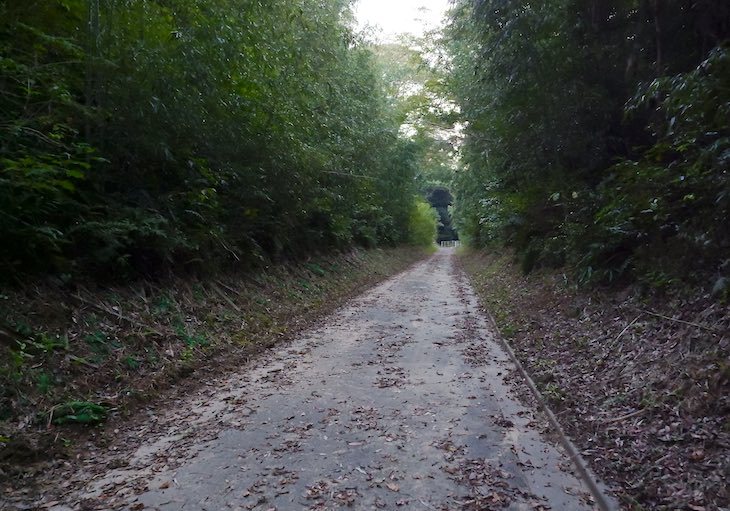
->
[459, 249, 729, 511]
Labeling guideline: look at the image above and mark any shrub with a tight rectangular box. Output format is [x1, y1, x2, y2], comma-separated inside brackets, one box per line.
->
[408, 199, 438, 247]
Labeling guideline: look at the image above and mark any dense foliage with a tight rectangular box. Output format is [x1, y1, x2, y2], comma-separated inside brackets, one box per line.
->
[447, 0, 730, 289]
[371, 40, 459, 235]
[0, 0, 429, 281]
[427, 187, 457, 242]
[407, 198, 438, 247]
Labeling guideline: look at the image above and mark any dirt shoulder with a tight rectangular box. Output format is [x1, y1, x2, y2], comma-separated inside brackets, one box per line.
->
[458, 249, 729, 511]
[0, 247, 428, 479]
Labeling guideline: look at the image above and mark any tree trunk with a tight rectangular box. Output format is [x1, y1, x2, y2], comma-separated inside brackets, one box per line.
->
[650, 0, 663, 73]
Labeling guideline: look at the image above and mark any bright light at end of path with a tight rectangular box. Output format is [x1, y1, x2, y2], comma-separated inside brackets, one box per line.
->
[354, 0, 451, 40]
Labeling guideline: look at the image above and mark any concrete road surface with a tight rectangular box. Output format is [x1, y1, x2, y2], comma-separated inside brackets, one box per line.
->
[25, 249, 610, 510]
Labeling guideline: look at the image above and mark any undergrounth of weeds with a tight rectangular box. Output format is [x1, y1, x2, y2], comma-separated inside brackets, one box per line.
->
[0, 247, 427, 477]
[459, 249, 729, 511]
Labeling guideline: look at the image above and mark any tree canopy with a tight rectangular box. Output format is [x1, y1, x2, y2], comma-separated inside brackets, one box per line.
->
[4, 0, 727, 290]
[1, 0, 436, 281]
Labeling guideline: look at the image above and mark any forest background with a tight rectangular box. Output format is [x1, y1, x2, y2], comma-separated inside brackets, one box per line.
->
[447, 0, 729, 291]
[1, 0, 448, 284]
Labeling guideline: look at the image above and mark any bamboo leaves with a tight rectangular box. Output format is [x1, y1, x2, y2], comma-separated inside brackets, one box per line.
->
[0, 0, 423, 278]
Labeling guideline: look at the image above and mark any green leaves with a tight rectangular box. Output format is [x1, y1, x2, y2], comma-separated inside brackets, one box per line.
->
[593, 47, 730, 282]
[49, 401, 108, 425]
[408, 199, 439, 247]
[0, 0, 422, 279]
[446, 0, 730, 288]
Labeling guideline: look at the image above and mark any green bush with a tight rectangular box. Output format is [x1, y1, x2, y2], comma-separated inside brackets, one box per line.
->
[408, 199, 438, 247]
[574, 46, 730, 284]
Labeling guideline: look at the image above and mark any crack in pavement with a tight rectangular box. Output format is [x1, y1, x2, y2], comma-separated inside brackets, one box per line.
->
[28, 249, 606, 511]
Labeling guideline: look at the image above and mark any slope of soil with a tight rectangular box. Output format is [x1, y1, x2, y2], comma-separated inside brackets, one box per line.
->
[459, 249, 729, 511]
[0, 247, 427, 478]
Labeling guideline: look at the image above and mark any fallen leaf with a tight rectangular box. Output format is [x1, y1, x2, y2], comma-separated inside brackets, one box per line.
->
[385, 482, 400, 492]
[688, 449, 705, 462]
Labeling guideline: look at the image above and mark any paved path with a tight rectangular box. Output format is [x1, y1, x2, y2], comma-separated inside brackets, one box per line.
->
[34, 249, 602, 510]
